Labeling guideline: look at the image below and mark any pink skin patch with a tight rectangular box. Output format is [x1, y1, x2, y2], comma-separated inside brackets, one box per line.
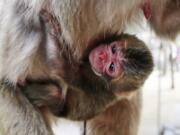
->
[89, 41, 125, 78]
[141, 0, 152, 20]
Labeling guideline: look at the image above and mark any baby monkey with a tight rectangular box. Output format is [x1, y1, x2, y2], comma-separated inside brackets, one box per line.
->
[21, 11, 153, 120]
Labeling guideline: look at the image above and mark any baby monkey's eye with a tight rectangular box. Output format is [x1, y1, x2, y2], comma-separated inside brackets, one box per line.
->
[111, 45, 116, 54]
[109, 62, 115, 72]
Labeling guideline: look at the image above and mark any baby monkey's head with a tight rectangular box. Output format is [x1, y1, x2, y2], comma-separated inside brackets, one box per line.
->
[88, 34, 153, 93]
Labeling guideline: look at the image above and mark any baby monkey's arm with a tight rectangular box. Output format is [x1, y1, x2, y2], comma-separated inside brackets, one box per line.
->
[22, 80, 65, 116]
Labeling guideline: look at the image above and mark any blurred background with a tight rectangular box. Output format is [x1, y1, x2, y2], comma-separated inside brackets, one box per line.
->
[137, 23, 180, 135]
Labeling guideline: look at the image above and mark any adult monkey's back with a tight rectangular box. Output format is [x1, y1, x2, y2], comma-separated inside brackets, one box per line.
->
[0, 0, 179, 135]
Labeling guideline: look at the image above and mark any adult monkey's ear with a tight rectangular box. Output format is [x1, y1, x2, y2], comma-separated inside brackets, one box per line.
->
[149, 0, 180, 39]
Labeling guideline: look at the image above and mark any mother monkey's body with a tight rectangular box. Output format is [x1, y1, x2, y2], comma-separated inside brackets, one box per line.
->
[0, 0, 179, 135]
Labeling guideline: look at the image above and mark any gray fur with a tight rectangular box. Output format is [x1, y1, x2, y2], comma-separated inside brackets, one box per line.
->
[0, 83, 53, 135]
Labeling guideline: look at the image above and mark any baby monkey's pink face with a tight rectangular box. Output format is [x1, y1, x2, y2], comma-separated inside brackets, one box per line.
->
[89, 41, 126, 78]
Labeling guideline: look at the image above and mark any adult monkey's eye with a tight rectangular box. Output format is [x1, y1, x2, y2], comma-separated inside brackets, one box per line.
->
[111, 45, 116, 54]
[109, 62, 115, 72]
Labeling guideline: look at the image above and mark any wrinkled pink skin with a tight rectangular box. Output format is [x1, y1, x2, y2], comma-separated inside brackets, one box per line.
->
[89, 41, 125, 78]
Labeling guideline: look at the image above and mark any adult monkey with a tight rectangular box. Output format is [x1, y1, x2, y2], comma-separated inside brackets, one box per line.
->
[0, 0, 179, 135]
[0, 1, 143, 135]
